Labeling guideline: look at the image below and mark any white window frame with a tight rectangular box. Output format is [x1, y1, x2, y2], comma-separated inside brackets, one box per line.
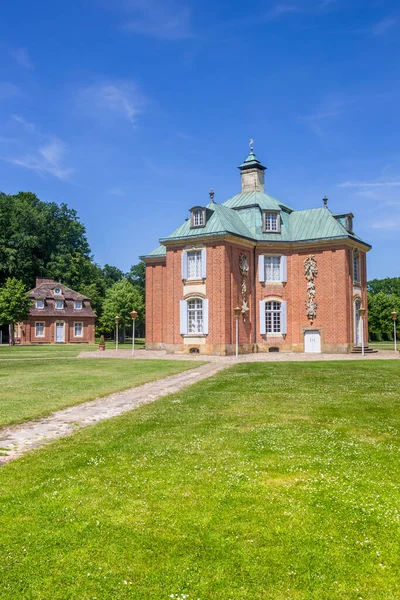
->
[55, 299, 64, 310]
[190, 207, 206, 228]
[263, 211, 281, 233]
[36, 299, 44, 309]
[35, 322, 45, 337]
[259, 300, 287, 335]
[180, 298, 209, 335]
[258, 255, 287, 283]
[353, 250, 361, 284]
[75, 300, 82, 310]
[182, 248, 207, 280]
[74, 322, 83, 337]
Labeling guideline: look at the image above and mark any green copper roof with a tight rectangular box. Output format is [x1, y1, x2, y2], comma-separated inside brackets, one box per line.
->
[223, 191, 293, 212]
[238, 150, 266, 171]
[159, 202, 254, 243]
[140, 245, 166, 259]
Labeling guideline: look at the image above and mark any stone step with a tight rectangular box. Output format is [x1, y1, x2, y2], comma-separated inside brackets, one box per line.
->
[351, 346, 378, 354]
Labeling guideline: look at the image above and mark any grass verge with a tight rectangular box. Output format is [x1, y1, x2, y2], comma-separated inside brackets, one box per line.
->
[1, 361, 400, 599]
[0, 359, 201, 427]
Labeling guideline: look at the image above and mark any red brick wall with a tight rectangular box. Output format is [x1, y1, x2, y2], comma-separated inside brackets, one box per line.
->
[145, 241, 368, 353]
[22, 317, 95, 344]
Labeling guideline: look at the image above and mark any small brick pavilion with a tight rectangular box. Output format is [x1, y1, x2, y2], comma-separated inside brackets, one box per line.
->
[17, 278, 96, 344]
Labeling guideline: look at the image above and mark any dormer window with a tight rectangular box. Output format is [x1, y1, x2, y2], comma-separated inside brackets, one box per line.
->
[263, 211, 281, 233]
[36, 299, 44, 309]
[190, 207, 206, 228]
[75, 300, 82, 310]
[55, 299, 64, 310]
[345, 214, 354, 232]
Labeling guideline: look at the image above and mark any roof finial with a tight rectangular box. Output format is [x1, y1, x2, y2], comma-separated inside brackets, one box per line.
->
[209, 188, 215, 202]
[323, 195, 328, 208]
[249, 138, 255, 152]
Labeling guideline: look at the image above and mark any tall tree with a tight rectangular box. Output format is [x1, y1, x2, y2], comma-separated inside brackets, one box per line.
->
[126, 262, 145, 293]
[368, 278, 400, 296]
[0, 192, 92, 288]
[0, 278, 32, 345]
[100, 279, 144, 341]
[368, 292, 400, 337]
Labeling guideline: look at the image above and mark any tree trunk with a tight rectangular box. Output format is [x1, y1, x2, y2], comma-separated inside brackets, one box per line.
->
[8, 323, 15, 346]
[122, 325, 126, 344]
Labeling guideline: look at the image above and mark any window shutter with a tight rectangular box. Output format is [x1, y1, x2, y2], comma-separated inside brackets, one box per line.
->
[281, 301, 287, 334]
[258, 255, 265, 282]
[203, 299, 209, 334]
[201, 248, 207, 279]
[180, 300, 188, 334]
[280, 255, 287, 283]
[181, 252, 188, 280]
[259, 301, 266, 335]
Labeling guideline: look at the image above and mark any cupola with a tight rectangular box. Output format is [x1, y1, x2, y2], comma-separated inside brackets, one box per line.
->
[238, 144, 267, 192]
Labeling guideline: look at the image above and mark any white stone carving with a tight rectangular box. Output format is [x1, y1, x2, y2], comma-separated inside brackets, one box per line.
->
[304, 255, 318, 323]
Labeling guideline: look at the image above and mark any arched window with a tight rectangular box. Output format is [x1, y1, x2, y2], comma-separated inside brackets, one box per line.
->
[188, 298, 203, 333]
[180, 297, 209, 335]
[259, 300, 287, 334]
[353, 250, 361, 284]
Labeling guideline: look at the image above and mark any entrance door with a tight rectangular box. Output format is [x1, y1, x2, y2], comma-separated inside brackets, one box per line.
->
[354, 300, 361, 346]
[304, 330, 321, 353]
[55, 322, 65, 343]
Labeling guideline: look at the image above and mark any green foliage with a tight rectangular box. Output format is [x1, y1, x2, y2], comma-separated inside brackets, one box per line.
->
[368, 291, 400, 336]
[100, 279, 145, 336]
[0, 190, 146, 330]
[0, 192, 92, 288]
[0, 278, 32, 343]
[368, 277, 400, 296]
[126, 261, 145, 293]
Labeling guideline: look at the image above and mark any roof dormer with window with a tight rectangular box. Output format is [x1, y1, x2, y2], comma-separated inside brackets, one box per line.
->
[190, 206, 206, 229]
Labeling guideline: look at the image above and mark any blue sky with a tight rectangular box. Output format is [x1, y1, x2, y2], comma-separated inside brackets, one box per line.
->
[0, 0, 399, 279]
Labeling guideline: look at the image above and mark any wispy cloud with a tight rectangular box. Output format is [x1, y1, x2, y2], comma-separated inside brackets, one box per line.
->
[372, 16, 398, 36]
[9, 47, 34, 70]
[338, 180, 400, 189]
[370, 218, 400, 230]
[0, 82, 22, 100]
[299, 102, 344, 136]
[77, 80, 144, 124]
[121, 0, 193, 40]
[11, 114, 37, 133]
[6, 140, 72, 180]
[0, 116, 73, 180]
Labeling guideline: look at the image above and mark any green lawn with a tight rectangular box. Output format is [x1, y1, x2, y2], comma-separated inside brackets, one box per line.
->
[1, 361, 400, 599]
[0, 338, 145, 359]
[0, 358, 199, 427]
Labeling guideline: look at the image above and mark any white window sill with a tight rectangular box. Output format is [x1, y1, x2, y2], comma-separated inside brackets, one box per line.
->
[182, 333, 207, 338]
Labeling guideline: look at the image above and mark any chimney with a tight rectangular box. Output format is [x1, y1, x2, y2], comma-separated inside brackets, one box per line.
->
[35, 277, 54, 287]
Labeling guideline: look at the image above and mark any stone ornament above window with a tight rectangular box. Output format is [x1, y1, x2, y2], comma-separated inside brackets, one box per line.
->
[304, 255, 318, 323]
[239, 252, 250, 319]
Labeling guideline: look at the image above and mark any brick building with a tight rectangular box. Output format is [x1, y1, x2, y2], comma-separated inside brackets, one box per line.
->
[142, 148, 371, 355]
[17, 278, 96, 344]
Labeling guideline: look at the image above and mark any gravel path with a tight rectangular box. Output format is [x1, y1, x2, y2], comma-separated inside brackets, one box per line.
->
[1, 349, 398, 465]
[0, 362, 224, 465]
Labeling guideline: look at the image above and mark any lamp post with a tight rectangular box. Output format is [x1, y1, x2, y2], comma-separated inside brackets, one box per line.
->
[130, 310, 138, 356]
[234, 306, 241, 358]
[115, 315, 120, 352]
[392, 311, 397, 352]
[359, 307, 366, 357]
